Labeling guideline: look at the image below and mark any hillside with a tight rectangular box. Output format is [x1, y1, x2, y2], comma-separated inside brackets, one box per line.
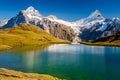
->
[81, 34, 120, 46]
[0, 24, 70, 50]
[0, 68, 60, 80]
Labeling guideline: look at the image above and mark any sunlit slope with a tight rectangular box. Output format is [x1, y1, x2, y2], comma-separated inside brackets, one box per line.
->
[0, 24, 70, 50]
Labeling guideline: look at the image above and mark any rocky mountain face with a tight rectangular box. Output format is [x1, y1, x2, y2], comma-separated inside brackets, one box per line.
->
[93, 33, 120, 43]
[0, 6, 120, 42]
[78, 11, 120, 41]
[0, 6, 76, 41]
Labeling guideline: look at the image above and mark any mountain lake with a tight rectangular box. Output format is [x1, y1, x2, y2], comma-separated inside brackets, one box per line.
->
[0, 44, 120, 80]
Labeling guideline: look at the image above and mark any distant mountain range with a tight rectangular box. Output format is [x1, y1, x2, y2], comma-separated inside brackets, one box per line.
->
[0, 6, 120, 42]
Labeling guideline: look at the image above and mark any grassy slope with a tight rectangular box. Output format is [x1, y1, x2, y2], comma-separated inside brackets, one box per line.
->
[0, 24, 70, 50]
[80, 34, 120, 47]
[0, 68, 61, 80]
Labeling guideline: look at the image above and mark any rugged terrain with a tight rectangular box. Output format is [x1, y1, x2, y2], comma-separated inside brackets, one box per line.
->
[0, 6, 120, 44]
[0, 6, 77, 41]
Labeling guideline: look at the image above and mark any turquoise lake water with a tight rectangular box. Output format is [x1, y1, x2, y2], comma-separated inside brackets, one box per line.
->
[0, 44, 120, 80]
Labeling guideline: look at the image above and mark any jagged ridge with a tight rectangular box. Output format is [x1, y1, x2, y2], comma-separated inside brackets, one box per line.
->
[0, 6, 120, 42]
[0, 6, 76, 41]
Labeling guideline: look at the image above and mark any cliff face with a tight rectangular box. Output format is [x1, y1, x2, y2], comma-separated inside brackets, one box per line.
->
[41, 20, 76, 41]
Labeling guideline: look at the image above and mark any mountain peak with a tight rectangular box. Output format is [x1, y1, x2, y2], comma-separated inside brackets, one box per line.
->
[87, 9, 104, 19]
[47, 15, 58, 20]
[26, 6, 36, 11]
[23, 6, 43, 18]
[95, 9, 100, 13]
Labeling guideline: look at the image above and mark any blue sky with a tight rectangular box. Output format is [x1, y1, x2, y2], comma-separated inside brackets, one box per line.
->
[0, 0, 120, 21]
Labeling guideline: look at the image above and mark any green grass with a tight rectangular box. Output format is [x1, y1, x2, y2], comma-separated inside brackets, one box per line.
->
[0, 24, 70, 50]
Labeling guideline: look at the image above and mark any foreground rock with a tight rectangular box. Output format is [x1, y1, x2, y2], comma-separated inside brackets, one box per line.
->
[0, 68, 61, 80]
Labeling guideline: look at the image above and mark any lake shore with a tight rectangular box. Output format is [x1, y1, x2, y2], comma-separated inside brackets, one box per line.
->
[0, 68, 61, 80]
[0, 41, 71, 51]
[0, 45, 12, 51]
[80, 42, 120, 47]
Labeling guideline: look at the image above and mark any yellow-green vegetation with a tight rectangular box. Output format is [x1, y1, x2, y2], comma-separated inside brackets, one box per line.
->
[11, 45, 50, 52]
[80, 34, 120, 47]
[0, 45, 12, 51]
[0, 68, 61, 80]
[80, 42, 120, 47]
[0, 24, 70, 50]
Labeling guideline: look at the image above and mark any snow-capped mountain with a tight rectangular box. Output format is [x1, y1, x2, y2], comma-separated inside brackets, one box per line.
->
[59, 10, 106, 35]
[79, 17, 120, 41]
[74, 10, 105, 30]
[0, 6, 120, 42]
[1, 6, 76, 41]
[85, 10, 104, 21]
[0, 6, 79, 35]
[25, 6, 43, 20]
[2, 6, 44, 28]
[69, 10, 120, 41]
[47, 10, 105, 30]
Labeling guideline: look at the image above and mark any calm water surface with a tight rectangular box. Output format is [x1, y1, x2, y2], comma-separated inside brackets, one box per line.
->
[0, 44, 120, 80]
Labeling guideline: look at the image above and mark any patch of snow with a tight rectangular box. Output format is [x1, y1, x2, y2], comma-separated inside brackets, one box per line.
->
[87, 10, 104, 20]
[0, 19, 9, 28]
[27, 14, 42, 20]
[47, 15, 80, 34]
[97, 22, 108, 32]
[24, 6, 43, 20]
[47, 15, 77, 26]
